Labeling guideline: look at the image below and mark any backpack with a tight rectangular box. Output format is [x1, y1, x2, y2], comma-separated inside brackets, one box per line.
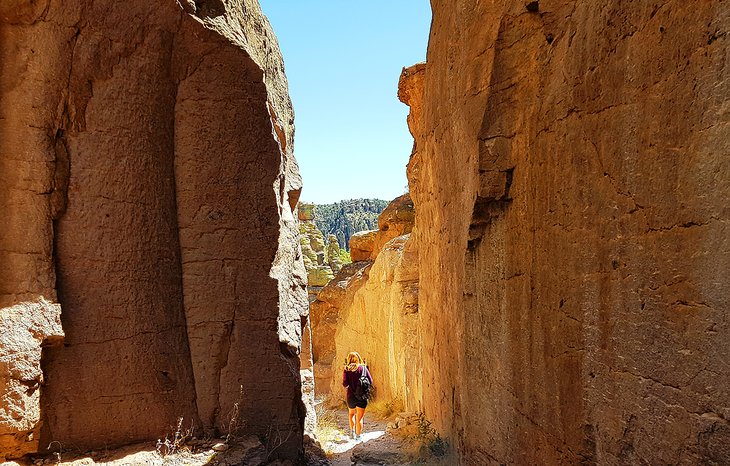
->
[354, 365, 372, 401]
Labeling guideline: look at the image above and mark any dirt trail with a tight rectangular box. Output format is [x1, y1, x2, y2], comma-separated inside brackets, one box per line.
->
[323, 410, 415, 466]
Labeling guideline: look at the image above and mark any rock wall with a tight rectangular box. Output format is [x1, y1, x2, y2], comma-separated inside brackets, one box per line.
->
[310, 195, 420, 410]
[309, 262, 371, 397]
[410, 1, 730, 464]
[0, 0, 306, 460]
[349, 195, 415, 263]
[331, 235, 420, 409]
[0, 300, 63, 458]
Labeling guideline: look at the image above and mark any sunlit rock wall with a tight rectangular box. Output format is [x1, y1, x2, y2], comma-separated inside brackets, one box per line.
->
[310, 262, 371, 398]
[331, 234, 420, 410]
[410, 1, 730, 464]
[0, 0, 306, 460]
[310, 195, 421, 411]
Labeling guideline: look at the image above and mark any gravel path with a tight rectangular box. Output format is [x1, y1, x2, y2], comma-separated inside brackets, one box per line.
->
[323, 410, 415, 466]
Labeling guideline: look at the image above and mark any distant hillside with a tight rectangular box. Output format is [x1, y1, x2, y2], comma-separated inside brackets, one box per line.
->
[313, 199, 389, 250]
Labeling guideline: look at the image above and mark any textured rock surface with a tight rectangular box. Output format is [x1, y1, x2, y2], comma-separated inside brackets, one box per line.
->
[331, 235, 420, 408]
[348, 195, 414, 263]
[372, 194, 415, 257]
[300, 317, 317, 437]
[349, 230, 378, 262]
[1, 0, 306, 460]
[398, 63, 426, 151]
[310, 196, 420, 408]
[411, 1, 730, 464]
[0, 300, 63, 458]
[309, 262, 371, 396]
[326, 234, 346, 274]
[299, 205, 335, 297]
[298, 204, 350, 305]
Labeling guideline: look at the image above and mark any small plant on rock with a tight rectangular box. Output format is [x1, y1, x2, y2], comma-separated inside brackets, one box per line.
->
[225, 385, 245, 444]
[368, 396, 403, 419]
[415, 413, 448, 458]
[263, 424, 295, 461]
[156, 417, 193, 457]
[47, 440, 63, 465]
[314, 402, 340, 449]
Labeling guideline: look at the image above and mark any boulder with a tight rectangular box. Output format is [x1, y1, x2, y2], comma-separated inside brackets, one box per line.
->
[308, 266, 335, 288]
[0, 299, 63, 458]
[349, 230, 378, 262]
[372, 194, 415, 257]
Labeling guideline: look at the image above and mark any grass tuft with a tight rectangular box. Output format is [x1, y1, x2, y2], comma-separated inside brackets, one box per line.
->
[367, 397, 404, 420]
[314, 403, 341, 449]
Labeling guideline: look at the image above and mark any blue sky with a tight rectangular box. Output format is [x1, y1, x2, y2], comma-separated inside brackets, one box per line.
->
[260, 1, 432, 204]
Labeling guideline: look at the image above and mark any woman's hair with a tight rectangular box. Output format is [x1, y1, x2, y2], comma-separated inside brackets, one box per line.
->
[345, 351, 364, 371]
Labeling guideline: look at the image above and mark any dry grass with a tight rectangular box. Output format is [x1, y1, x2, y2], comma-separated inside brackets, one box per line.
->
[224, 385, 245, 444]
[388, 412, 450, 461]
[156, 417, 194, 457]
[314, 403, 341, 448]
[367, 397, 403, 420]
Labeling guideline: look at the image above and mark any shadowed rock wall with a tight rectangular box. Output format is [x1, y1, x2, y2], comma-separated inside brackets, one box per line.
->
[0, 0, 306, 460]
[411, 1, 729, 464]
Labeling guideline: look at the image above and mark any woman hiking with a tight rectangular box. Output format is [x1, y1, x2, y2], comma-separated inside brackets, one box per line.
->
[342, 351, 373, 441]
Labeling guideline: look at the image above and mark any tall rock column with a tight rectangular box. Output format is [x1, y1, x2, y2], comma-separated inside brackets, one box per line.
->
[410, 1, 730, 464]
[173, 4, 307, 449]
[1, 0, 307, 461]
[0, 1, 67, 457]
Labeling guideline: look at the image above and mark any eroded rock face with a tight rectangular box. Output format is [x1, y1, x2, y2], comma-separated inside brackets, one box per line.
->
[331, 235, 420, 407]
[300, 317, 317, 437]
[300, 219, 335, 289]
[0, 300, 63, 458]
[298, 203, 350, 300]
[326, 234, 346, 274]
[310, 196, 420, 409]
[410, 1, 730, 464]
[309, 262, 371, 397]
[348, 195, 415, 263]
[1, 0, 306, 460]
[349, 230, 378, 262]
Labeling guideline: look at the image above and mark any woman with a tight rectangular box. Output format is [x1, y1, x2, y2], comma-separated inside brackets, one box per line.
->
[342, 351, 373, 441]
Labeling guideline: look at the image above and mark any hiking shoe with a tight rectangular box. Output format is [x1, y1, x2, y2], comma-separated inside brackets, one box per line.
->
[351, 430, 356, 440]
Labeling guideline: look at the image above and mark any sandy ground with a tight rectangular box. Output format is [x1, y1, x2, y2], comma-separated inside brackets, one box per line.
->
[323, 410, 389, 465]
[3, 436, 277, 466]
[320, 410, 438, 466]
[2, 410, 450, 466]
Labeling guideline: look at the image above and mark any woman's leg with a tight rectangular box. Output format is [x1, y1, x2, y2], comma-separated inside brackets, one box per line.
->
[355, 407, 366, 435]
[348, 408, 356, 431]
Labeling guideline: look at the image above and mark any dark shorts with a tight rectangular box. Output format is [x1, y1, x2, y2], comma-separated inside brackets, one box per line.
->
[347, 393, 368, 409]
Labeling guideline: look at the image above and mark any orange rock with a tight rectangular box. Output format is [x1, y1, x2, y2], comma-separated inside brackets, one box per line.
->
[349, 230, 379, 262]
[410, 1, 730, 463]
[0, 0, 306, 460]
